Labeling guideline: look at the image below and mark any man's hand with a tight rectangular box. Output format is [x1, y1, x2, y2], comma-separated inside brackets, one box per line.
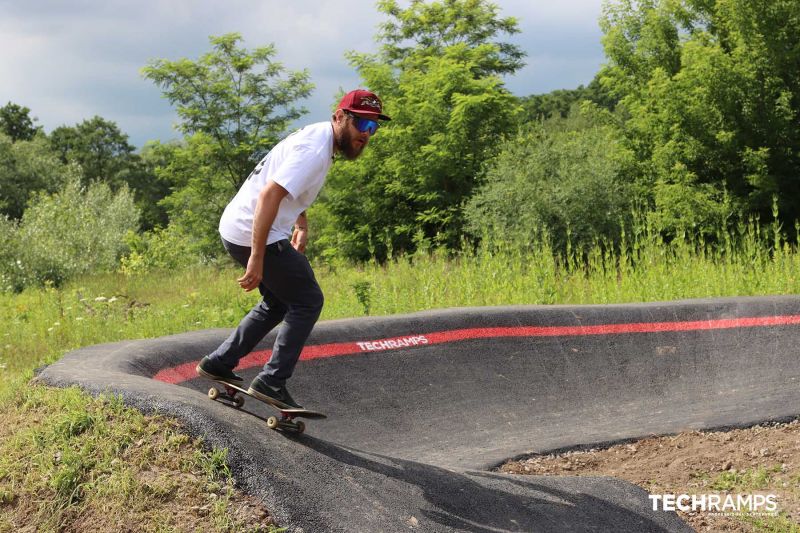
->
[238, 255, 263, 292]
[292, 226, 308, 253]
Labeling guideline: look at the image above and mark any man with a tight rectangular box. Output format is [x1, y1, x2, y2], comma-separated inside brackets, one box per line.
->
[196, 89, 390, 409]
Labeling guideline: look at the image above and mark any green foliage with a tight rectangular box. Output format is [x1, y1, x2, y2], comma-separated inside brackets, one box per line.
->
[120, 223, 209, 276]
[518, 75, 618, 123]
[0, 215, 23, 292]
[600, 0, 800, 234]
[142, 33, 314, 192]
[150, 133, 233, 259]
[1, 176, 140, 290]
[0, 132, 70, 220]
[48, 116, 166, 231]
[376, 0, 524, 75]
[130, 140, 177, 231]
[352, 280, 373, 316]
[0, 102, 41, 142]
[321, 0, 524, 260]
[49, 116, 138, 189]
[466, 105, 637, 253]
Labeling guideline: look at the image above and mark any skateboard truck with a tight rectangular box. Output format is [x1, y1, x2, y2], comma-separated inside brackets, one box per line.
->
[207, 384, 245, 408]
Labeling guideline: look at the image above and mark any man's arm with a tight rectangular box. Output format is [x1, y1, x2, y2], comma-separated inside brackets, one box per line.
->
[238, 180, 289, 292]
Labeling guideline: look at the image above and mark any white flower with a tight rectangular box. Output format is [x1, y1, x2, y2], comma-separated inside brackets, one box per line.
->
[95, 296, 107, 302]
[53, 322, 61, 327]
[76, 317, 84, 322]
[47, 328, 54, 333]
[108, 297, 118, 303]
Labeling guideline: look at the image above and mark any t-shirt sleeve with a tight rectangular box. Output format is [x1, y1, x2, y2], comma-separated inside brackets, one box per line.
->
[270, 145, 324, 200]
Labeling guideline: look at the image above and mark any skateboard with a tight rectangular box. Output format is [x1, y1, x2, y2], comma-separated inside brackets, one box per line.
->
[205, 379, 326, 434]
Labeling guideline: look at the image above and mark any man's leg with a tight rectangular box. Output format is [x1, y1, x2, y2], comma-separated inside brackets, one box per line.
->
[204, 240, 287, 371]
[248, 244, 323, 404]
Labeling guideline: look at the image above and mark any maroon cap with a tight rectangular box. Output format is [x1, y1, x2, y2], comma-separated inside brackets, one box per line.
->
[337, 89, 391, 121]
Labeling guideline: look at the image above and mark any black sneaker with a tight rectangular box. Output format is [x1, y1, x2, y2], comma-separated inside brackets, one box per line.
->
[248, 377, 303, 410]
[195, 356, 244, 384]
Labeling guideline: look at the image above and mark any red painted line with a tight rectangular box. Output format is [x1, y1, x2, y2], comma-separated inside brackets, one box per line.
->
[152, 314, 800, 385]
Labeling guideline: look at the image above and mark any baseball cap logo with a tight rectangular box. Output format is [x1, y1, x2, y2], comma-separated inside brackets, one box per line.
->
[360, 96, 382, 110]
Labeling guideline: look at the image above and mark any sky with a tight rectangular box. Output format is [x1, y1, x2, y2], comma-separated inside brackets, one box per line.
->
[0, 0, 607, 150]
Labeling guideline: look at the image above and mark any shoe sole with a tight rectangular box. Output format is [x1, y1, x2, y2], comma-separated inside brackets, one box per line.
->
[195, 364, 244, 385]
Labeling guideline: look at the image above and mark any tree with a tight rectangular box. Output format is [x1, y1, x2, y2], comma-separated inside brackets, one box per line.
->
[49, 116, 138, 189]
[321, 0, 525, 260]
[0, 133, 70, 220]
[518, 75, 619, 124]
[376, 0, 524, 76]
[600, 0, 800, 233]
[0, 102, 40, 142]
[142, 33, 313, 191]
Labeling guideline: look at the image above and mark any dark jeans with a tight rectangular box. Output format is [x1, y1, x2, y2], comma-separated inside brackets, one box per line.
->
[208, 238, 324, 387]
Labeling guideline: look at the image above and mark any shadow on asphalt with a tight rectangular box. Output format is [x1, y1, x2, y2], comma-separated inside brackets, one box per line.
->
[295, 434, 684, 533]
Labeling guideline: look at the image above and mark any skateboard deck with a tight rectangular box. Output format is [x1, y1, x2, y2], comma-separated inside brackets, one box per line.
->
[204, 377, 326, 434]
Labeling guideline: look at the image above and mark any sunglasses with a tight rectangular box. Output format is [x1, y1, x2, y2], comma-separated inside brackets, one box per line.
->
[344, 111, 380, 135]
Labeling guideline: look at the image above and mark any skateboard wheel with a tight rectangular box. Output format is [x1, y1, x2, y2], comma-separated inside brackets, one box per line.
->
[208, 387, 219, 400]
[233, 395, 245, 408]
[267, 416, 279, 429]
[295, 421, 305, 434]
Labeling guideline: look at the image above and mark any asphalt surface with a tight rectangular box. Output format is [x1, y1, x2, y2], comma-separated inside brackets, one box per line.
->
[38, 296, 800, 532]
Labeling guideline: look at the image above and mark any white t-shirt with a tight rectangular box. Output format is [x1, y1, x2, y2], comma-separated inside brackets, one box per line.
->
[219, 122, 335, 247]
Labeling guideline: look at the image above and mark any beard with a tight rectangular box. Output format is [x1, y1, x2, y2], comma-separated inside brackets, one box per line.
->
[337, 127, 366, 160]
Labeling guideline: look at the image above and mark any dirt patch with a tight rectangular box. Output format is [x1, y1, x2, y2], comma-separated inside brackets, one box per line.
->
[500, 419, 800, 532]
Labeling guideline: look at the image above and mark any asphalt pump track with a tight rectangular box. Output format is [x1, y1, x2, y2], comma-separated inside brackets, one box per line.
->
[39, 296, 800, 532]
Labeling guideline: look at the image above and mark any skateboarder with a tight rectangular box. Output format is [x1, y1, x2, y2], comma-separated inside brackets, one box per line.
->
[196, 89, 390, 409]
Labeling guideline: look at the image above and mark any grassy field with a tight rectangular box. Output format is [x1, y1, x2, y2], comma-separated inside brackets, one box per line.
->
[1, 225, 800, 531]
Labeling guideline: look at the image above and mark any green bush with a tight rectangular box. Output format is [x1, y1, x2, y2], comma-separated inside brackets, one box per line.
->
[120, 223, 208, 276]
[3, 176, 140, 290]
[465, 106, 637, 253]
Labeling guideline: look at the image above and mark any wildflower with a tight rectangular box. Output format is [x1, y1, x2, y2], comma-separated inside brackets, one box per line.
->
[53, 322, 61, 327]
[109, 297, 118, 304]
[182, 304, 190, 308]
[47, 327, 54, 333]
[95, 296, 108, 302]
